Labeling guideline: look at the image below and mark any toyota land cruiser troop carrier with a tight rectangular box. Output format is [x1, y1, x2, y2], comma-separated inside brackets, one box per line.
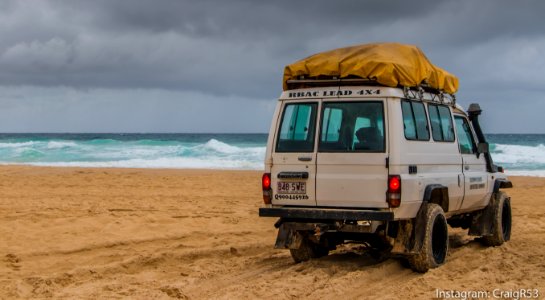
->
[259, 43, 513, 272]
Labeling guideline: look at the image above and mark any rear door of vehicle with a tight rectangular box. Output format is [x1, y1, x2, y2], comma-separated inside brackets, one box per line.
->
[271, 101, 319, 206]
[454, 115, 489, 209]
[316, 100, 389, 208]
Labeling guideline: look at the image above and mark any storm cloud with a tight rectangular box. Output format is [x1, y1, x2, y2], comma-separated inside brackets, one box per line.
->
[0, 0, 544, 132]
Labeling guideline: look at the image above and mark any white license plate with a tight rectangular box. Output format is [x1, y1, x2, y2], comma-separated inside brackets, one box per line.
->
[277, 181, 306, 194]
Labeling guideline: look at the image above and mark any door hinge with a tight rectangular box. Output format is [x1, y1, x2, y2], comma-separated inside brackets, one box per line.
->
[385, 157, 389, 168]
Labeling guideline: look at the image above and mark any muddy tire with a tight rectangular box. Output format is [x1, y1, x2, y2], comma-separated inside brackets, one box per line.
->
[481, 192, 511, 247]
[289, 237, 329, 263]
[408, 203, 449, 273]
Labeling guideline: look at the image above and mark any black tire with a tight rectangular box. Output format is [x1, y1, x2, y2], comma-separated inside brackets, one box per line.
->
[481, 192, 511, 246]
[408, 203, 449, 273]
[289, 236, 329, 263]
[313, 244, 330, 258]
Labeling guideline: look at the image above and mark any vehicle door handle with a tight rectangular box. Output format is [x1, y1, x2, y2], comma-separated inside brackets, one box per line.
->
[464, 165, 469, 170]
[298, 156, 312, 162]
[458, 174, 462, 187]
[278, 172, 309, 179]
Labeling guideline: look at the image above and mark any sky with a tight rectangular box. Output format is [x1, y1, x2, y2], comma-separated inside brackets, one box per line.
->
[0, 0, 544, 133]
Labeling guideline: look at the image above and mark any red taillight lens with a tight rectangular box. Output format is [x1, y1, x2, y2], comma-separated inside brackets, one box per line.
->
[389, 176, 400, 191]
[262, 173, 271, 190]
[387, 175, 401, 208]
[262, 173, 272, 204]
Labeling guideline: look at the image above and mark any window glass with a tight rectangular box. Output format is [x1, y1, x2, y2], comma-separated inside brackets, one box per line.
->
[428, 104, 455, 142]
[352, 117, 371, 148]
[354, 117, 371, 129]
[438, 106, 455, 142]
[454, 116, 476, 154]
[276, 103, 317, 152]
[401, 100, 429, 141]
[401, 101, 416, 140]
[319, 102, 385, 152]
[321, 107, 343, 142]
[428, 105, 443, 141]
[413, 102, 430, 140]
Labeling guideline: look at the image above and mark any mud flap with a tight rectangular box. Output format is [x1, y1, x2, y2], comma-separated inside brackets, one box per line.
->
[274, 224, 303, 249]
[391, 203, 427, 255]
[469, 195, 498, 236]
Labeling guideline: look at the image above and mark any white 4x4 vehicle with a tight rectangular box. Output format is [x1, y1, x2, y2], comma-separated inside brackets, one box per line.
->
[259, 44, 513, 272]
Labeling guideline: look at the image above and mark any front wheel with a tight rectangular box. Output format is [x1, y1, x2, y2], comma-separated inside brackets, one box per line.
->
[481, 191, 512, 246]
[408, 203, 449, 273]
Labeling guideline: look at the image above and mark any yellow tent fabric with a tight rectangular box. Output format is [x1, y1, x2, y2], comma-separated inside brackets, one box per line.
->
[283, 43, 459, 94]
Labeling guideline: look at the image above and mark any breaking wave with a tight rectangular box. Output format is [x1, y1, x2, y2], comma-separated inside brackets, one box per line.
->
[0, 137, 266, 170]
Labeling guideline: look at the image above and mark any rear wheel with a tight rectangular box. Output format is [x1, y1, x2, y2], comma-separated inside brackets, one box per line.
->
[408, 203, 449, 273]
[481, 192, 511, 246]
[289, 235, 329, 263]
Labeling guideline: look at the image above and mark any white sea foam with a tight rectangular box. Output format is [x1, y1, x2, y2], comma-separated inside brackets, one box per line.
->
[202, 139, 241, 154]
[90, 145, 182, 159]
[505, 170, 545, 177]
[492, 143, 545, 164]
[25, 157, 264, 170]
[0, 141, 37, 148]
[46, 141, 78, 149]
[0, 138, 266, 170]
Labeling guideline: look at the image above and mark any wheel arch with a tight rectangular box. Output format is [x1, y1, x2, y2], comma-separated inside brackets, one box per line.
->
[493, 179, 513, 193]
[423, 184, 449, 213]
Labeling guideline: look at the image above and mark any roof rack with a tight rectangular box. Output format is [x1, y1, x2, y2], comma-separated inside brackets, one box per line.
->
[403, 86, 456, 107]
[286, 77, 457, 107]
[285, 77, 379, 90]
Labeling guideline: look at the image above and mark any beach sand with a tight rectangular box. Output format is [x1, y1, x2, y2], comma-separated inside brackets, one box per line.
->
[1, 166, 544, 299]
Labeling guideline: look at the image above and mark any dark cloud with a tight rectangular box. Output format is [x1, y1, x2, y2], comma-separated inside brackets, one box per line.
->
[0, 0, 457, 96]
[58, 0, 447, 38]
[0, 0, 544, 132]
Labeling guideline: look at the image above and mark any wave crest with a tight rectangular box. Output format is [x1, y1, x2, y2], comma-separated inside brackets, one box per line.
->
[47, 141, 78, 149]
[492, 143, 545, 164]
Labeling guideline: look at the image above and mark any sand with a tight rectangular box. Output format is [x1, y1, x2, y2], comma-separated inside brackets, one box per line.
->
[1, 166, 544, 299]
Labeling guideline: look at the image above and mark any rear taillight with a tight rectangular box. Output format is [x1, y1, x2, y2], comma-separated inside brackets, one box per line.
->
[262, 173, 272, 204]
[387, 175, 401, 208]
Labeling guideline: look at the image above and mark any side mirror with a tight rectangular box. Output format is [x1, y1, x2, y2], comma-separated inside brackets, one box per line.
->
[476, 142, 489, 157]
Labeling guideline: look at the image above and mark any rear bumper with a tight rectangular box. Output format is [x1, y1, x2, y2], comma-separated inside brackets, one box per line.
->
[259, 207, 394, 221]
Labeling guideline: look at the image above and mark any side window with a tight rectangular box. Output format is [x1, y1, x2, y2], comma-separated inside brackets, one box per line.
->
[454, 116, 476, 154]
[319, 101, 385, 152]
[401, 100, 430, 141]
[276, 103, 317, 152]
[428, 104, 455, 142]
[401, 101, 416, 139]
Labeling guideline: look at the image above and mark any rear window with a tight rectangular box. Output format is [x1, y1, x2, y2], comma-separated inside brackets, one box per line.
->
[275, 103, 318, 152]
[319, 102, 385, 152]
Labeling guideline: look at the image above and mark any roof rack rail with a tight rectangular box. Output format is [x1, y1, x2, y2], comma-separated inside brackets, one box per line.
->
[403, 86, 456, 107]
[285, 78, 379, 90]
[285, 77, 457, 107]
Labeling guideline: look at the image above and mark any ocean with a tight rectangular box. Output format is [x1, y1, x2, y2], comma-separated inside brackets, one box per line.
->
[0, 133, 542, 176]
